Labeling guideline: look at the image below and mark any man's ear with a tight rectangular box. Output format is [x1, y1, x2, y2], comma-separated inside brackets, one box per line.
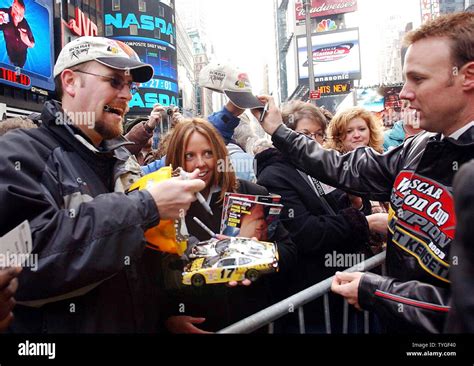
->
[61, 69, 78, 97]
[461, 61, 474, 92]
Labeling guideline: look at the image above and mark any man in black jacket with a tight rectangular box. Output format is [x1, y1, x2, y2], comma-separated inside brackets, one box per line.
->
[445, 159, 474, 333]
[0, 36, 205, 333]
[253, 12, 474, 333]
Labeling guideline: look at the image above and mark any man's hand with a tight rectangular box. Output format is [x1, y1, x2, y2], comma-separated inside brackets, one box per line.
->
[169, 106, 184, 128]
[331, 271, 364, 311]
[225, 101, 245, 117]
[145, 103, 164, 131]
[165, 315, 212, 334]
[0, 267, 22, 332]
[147, 169, 205, 220]
[19, 28, 34, 48]
[366, 213, 389, 234]
[250, 95, 283, 136]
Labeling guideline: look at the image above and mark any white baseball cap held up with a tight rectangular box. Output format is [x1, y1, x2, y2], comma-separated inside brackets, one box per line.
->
[199, 63, 264, 110]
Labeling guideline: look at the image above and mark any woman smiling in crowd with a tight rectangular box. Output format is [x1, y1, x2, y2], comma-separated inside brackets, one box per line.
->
[161, 118, 296, 333]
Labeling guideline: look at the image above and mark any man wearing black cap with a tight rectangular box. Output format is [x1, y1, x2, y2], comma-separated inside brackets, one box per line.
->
[0, 36, 204, 333]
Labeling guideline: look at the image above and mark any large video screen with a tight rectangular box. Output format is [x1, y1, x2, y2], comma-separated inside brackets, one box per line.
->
[297, 28, 361, 83]
[103, 0, 178, 114]
[0, 0, 54, 91]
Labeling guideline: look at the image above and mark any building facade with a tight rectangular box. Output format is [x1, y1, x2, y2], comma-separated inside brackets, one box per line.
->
[439, 0, 474, 13]
[176, 13, 196, 117]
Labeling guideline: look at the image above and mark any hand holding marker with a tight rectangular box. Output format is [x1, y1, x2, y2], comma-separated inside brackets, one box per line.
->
[259, 92, 273, 123]
[178, 168, 213, 215]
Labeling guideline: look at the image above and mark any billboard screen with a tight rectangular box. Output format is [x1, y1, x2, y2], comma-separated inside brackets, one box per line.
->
[104, 0, 178, 114]
[297, 28, 361, 83]
[295, 0, 357, 21]
[0, 0, 54, 91]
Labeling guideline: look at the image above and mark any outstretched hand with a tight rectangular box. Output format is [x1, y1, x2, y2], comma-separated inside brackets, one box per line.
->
[250, 95, 283, 136]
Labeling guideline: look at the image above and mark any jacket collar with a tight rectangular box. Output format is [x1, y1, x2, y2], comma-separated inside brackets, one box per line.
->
[434, 125, 474, 146]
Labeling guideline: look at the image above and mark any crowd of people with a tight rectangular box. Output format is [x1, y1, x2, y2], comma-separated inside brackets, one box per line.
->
[0, 11, 473, 335]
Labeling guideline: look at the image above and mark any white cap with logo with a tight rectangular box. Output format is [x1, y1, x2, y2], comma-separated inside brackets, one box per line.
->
[54, 36, 154, 83]
[199, 63, 264, 110]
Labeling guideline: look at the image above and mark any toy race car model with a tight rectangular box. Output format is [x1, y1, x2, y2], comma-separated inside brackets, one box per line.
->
[182, 237, 279, 287]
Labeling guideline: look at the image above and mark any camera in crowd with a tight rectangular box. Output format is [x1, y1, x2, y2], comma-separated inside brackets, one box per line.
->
[164, 105, 180, 116]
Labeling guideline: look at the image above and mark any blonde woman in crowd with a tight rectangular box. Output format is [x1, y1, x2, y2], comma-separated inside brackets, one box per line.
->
[325, 106, 384, 154]
[325, 106, 389, 250]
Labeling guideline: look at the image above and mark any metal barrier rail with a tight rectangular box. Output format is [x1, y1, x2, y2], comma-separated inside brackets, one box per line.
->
[217, 250, 386, 334]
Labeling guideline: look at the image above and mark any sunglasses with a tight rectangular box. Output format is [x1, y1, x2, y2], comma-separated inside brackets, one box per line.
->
[74, 70, 139, 95]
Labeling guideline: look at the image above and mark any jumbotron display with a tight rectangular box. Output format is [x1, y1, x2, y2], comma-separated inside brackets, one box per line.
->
[103, 0, 178, 114]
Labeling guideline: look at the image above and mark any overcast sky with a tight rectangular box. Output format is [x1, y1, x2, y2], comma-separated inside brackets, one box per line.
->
[203, 0, 276, 94]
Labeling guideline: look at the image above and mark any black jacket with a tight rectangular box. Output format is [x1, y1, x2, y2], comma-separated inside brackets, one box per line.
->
[0, 100, 163, 333]
[445, 159, 474, 333]
[256, 148, 370, 274]
[161, 179, 297, 332]
[271, 124, 474, 333]
[255, 148, 371, 328]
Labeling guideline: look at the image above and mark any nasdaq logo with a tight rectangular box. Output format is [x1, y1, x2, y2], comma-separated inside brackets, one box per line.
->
[105, 13, 174, 35]
[130, 92, 178, 109]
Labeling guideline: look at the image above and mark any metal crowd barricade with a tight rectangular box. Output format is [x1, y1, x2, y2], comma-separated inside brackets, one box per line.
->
[217, 250, 386, 334]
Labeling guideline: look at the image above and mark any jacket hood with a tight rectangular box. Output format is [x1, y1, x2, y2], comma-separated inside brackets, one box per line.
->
[255, 147, 289, 176]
